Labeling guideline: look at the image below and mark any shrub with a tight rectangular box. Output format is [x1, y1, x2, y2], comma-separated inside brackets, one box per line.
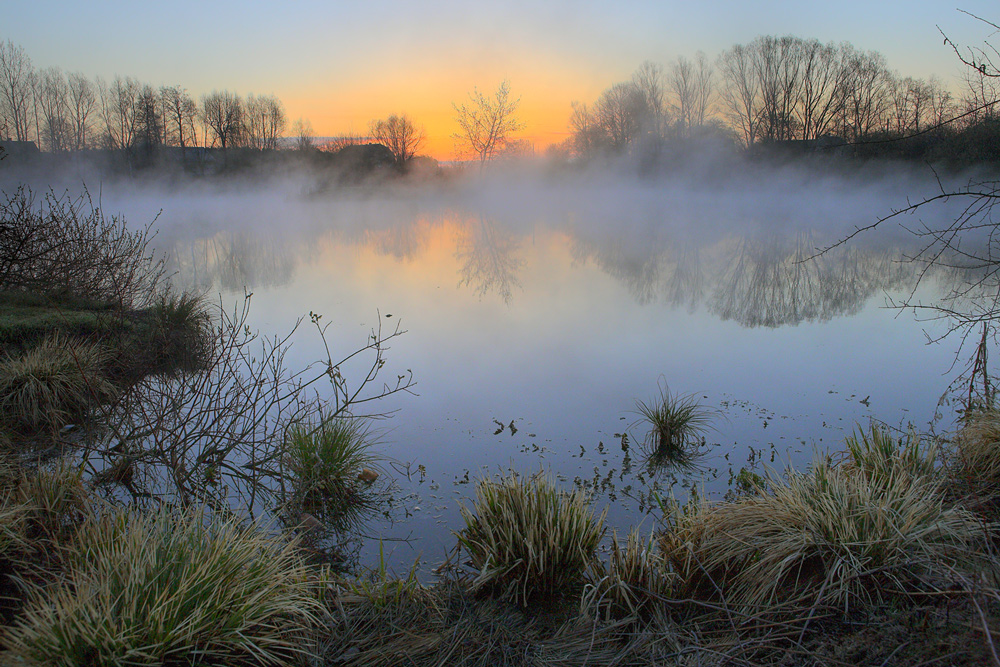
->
[0, 334, 117, 434]
[4, 507, 327, 666]
[456, 471, 607, 605]
[634, 384, 712, 468]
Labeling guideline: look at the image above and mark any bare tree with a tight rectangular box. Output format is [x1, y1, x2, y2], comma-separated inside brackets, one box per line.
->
[202, 90, 243, 149]
[243, 93, 285, 150]
[594, 81, 647, 149]
[0, 40, 34, 141]
[36, 67, 71, 151]
[67, 72, 96, 149]
[631, 60, 666, 136]
[369, 113, 424, 167]
[291, 117, 314, 151]
[160, 85, 198, 150]
[719, 43, 760, 146]
[797, 39, 847, 140]
[98, 75, 142, 154]
[453, 80, 523, 167]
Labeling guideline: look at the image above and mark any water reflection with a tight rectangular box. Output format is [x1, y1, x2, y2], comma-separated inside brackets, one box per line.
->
[455, 216, 523, 304]
[168, 230, 299, 292]
[710, 234, 913, 328]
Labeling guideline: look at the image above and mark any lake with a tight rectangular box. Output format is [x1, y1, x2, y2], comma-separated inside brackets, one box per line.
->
[101, 164, 978, 572]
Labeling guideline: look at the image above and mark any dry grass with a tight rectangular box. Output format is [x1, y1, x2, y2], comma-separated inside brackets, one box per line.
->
[456, 471, 607, 606]
[3, 507, 327, 666]
[660, 455, 989, 613]
[0, 333, 116, 434]
[955, 407, 1000, 488]
[583, 527, 674, 621]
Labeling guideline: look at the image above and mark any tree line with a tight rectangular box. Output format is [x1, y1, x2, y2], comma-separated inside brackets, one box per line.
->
[0, 40, 294, 160]
[565, 35, 997, 160]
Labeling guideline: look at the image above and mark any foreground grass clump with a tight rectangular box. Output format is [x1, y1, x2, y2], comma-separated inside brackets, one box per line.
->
[661, 431, 988, 612]
[456, 471, 607, 606]
[4, 507, 327, 667]
[284, 416, 381, 531]
[0, 334, 116, 435]
[583, 527, 674, 621]
[634, 385, 712, 468]
[955, 407, 1000, 489]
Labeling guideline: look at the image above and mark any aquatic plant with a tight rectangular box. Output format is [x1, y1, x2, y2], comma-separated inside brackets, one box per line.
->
[283, 416, 381, 531]
[659, 456, 987, 613]
[0, 333, 116, 434]
[634, 384, 712, 468]
[4, 507, 326, 666]
[456, 471, 607, 606]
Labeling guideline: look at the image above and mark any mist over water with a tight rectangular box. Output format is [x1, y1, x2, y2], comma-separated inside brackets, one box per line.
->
[5, 161, 977, 570]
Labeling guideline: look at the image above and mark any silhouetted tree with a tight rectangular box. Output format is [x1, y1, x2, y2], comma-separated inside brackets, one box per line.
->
[0, 40, 34, 141]
[369, 113, 424, 167]
[202, 90, 243, 149]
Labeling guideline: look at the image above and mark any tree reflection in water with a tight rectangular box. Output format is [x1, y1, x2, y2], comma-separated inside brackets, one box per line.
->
[455, 215, 523, 304]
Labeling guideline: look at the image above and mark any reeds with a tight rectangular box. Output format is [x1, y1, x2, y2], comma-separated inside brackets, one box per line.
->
[0, 333, 116, 434]
[4, 507, 327, 666]
[634, 385, 712, 468]
[456, 471, 607, 605]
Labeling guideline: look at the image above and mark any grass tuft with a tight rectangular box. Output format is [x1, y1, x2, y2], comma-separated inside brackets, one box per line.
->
[634, 384, 712, 468]
[140, 290, 213, 374]
[456, 470, 607, 606]
[0, 333, 116, 434]
[4, 507, 327, 667]
[659, 450, 988, 613]
[955, 407, 1000, 488]
[283, 416, 381, 532]
[582, 527, 674, 620]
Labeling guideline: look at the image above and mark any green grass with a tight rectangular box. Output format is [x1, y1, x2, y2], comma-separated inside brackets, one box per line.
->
[0, 333, 117, 434]
[0, 290, 121, 350]
[4, 507, 327, 667]
[634, 385, 713, 468]
[456, 471, 607, 606]
[283, 416, 381, 531]
[841, 423, 936, 485]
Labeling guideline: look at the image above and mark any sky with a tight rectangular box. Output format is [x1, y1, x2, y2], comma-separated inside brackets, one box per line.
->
[5, 1, 999, 159]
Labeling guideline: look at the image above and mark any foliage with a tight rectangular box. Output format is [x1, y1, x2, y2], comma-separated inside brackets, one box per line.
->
[3, 507, 327, 666]
[456, 471, 607, 605]
[0, 333, 116, 434]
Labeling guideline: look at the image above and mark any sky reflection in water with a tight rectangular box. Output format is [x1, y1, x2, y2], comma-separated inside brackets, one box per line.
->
[160, 182, 967, 572]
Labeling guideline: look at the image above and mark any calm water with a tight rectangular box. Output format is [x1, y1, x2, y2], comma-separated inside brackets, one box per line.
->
[110, 168, 977, 571]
